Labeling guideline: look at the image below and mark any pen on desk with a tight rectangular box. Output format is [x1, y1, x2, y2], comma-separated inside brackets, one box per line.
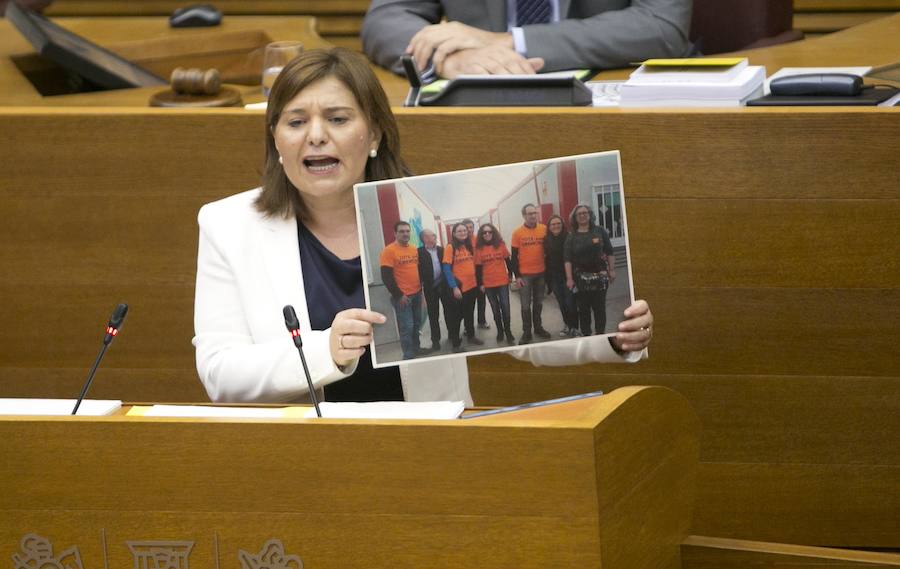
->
[460, 390, 604, 419]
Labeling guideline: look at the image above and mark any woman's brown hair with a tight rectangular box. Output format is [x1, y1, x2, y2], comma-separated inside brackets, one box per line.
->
[449, 222, 473, 256]
[255, 48, 409, 219]
[475, 223, 505, 248]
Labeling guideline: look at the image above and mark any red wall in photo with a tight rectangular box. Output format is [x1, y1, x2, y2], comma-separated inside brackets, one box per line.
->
[540, 203, 553, 222]
[376, 184, 401, 245]
[558, 160, 578, 228]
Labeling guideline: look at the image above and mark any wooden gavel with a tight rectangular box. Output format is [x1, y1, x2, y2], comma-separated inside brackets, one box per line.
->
[170, 68, 221, 96]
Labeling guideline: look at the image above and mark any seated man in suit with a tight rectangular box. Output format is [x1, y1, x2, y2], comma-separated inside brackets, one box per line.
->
[362, 0, 693, 79]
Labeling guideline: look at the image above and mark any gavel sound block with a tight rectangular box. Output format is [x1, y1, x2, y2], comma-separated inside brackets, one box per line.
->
[149, 67, 243, 107]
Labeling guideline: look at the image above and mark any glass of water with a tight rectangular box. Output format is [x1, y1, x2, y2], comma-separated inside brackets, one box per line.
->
[262, 41, 303, 97]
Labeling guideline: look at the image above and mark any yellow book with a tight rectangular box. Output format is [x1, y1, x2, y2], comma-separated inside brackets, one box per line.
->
[628, 58, 751, 84]
[640, 58, 746, 67]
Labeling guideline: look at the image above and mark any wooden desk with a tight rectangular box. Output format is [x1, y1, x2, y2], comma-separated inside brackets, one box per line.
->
[727, 11, 899, 72]
[0, 387, 700, 569]
[0, 16, 332, 106]
[373, 14, 900, 99]
[43, 0, 371, 50]
[3, 13, 897, 107]
[38, 1, 900, 52]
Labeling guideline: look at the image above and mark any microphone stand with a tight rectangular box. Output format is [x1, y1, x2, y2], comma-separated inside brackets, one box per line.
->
[72, 303, 128, 415]
[283, 305, 322, 418]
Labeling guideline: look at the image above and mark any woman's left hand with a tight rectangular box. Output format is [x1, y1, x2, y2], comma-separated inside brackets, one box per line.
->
[611, 299, 652, 353]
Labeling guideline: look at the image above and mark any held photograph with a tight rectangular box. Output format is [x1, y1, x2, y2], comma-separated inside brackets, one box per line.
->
[355, 151, 635, 367]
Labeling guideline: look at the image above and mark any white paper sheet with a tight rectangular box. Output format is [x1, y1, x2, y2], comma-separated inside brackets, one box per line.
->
[0, 398, 122, 416]
[142, 405, 287, 418]
[303, 401, 465, 419]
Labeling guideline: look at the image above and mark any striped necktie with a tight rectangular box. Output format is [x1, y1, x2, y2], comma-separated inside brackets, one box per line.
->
[516, 0, 552, 26]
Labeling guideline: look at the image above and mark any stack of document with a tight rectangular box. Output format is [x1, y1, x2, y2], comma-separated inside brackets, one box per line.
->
[620, 58, 765, 107]
[131, 401, 465, 420]
[0, 398, 121, 416]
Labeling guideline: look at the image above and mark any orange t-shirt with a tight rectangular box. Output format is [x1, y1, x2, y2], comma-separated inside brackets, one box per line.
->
[475, 243, 511, 288]
[380, 241, 421, 295]
[511, 223, 547, 275]
[442, 244, 476, 293]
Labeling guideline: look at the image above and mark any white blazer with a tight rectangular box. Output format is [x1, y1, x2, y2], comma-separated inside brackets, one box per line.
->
[193, 189, 640, 405]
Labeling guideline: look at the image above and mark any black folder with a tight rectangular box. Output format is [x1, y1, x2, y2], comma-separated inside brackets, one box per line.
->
[747, 86, 898, 106]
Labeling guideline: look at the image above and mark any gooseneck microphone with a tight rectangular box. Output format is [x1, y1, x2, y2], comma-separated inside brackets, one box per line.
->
[72, 303, 128, 415]
[283, 305, 322, 418]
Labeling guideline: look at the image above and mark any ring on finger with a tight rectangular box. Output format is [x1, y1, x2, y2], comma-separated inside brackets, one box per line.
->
[339, 334, 347, 350]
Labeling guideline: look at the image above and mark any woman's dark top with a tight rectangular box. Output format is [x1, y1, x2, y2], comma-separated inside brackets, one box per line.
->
[564, 226, 614, 273]
[297, 220, 403, 402]
[544, 232, 568, 279]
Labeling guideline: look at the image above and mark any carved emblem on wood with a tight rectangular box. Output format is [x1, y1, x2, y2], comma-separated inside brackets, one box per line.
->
[238, 539, 303, 569]
[126, 541, 194, 569]
[12, 534, 83, 569]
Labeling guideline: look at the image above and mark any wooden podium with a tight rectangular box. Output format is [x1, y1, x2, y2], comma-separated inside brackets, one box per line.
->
[0, 387, 699, 569]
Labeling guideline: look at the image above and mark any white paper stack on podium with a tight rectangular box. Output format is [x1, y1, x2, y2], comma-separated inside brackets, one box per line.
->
[132, 401, 466, 420]
[303, 401, 465, 419]
[620, 58, 765, 107]
[0, 398, 122, 415]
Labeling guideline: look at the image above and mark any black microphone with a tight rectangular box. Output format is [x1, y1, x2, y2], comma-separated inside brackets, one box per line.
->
[72, 303, 128, 415]
[104, 303, 128, 344]
[283, 305, 322, 418]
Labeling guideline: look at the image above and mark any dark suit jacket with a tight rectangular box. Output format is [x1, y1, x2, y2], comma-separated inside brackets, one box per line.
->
[362, 0, 692, 73]
[418, 245, 444, 292]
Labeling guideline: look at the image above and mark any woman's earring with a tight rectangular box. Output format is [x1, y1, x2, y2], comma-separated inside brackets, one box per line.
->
[278, 155, 283, 165]
[369, 148, 378, 158]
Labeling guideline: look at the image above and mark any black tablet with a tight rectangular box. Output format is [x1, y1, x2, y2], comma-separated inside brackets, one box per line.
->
[7, 1, 166, 90]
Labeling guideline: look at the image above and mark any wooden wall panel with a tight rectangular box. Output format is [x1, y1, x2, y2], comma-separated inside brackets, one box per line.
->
[0, 367, 206, 402]
[697, 463, 900, 546]
[469, 373, 900, 465]
[395, 109, 899, 200]
[627, 200, 900, 289]
[474, 287, 899, 377]
[0, 110, 260, 401]
[1, 107, 898, 547]
[793, 0, 899, 34]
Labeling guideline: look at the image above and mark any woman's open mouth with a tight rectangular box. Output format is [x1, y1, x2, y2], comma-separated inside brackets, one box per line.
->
[303, 156, 340, 174]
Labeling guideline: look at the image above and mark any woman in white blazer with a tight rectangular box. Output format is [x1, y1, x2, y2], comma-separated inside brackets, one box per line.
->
[193, 48, 653, 405]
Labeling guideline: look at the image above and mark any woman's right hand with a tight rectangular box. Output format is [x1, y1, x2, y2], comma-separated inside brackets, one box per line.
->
[566, 277, 575, 290]
[329, 308, 386, 367]
[453, 287, 462, 300]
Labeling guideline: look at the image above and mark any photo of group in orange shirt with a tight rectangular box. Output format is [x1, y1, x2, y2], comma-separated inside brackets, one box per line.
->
[355, 151, 634, 367]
